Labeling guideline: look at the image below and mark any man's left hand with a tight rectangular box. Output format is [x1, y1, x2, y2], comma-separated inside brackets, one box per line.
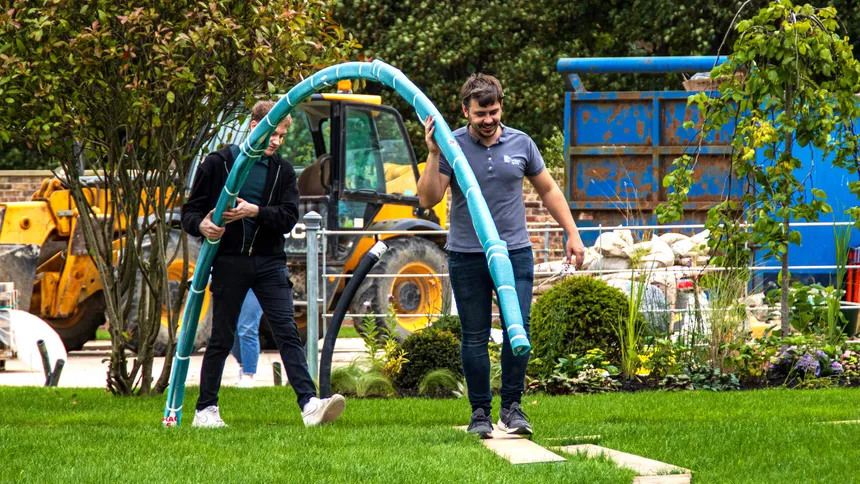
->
[223, 197, 259, 223]
[566, 233, 586, 270]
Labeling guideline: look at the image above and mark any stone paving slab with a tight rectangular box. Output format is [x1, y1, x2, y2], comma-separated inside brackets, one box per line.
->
[558, 444, 690, 479]
[455, 426, 567, 465]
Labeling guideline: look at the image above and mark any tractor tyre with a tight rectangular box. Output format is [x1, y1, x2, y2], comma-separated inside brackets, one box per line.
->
[350, 237, 449, 338]
[49, 293, 106, 352]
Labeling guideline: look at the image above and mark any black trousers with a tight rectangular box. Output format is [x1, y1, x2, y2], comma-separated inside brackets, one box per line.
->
[195, 254, 316, 411]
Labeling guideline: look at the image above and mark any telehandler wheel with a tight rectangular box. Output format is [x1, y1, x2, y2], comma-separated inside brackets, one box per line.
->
[126, 230, 213, 356]
[49, 293, 106, 352]
[350, 237, 449, 338]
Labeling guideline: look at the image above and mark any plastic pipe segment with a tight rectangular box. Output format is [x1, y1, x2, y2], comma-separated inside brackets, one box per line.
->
[164, 60, 530, 427]
[319, 241, 388, 399]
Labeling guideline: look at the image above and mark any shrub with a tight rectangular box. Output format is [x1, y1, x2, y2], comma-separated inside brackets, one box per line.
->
[331, 364, 396, 398]
[430, 314, 461, 340]
[330, 364, 362, 397]
[418, 369, 460, 397]
[659, 365, 740, 392]
[531, 277, 638, 375]
[393, 328, 462, 392]
[535, 348, 621, 395]
[356, 371, 396, 398]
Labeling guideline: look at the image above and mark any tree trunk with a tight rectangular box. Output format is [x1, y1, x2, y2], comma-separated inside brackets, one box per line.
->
[782, 85, 794, 337]
[781, 214, 791, 336]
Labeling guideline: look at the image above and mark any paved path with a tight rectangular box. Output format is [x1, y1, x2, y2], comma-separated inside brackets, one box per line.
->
[0, 338, 369, 388]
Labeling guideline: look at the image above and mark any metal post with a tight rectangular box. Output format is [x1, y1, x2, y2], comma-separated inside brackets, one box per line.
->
[304, 211, 322, 380]
[48, 359, 64, 387]
[544, 221, 551, 263]
[321, 226, 328, 339]
[272, 361, 283, 386]
[37, 340, 51, 386]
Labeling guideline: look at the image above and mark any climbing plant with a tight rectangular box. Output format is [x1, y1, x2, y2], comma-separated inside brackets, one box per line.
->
[658, 0, 860, 336]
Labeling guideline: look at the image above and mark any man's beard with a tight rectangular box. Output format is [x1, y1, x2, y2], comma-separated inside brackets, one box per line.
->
[471, 121, 498, 139]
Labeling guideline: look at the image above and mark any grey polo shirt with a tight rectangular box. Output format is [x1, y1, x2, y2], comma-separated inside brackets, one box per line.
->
[439, 125, 546, 253]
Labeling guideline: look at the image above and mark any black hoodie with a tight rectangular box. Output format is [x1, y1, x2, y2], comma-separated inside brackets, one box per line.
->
[181, 146, 299, 257]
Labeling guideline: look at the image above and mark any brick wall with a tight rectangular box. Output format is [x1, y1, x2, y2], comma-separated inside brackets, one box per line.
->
[0, 170, 52, 202]
[525, 168, 566, 261]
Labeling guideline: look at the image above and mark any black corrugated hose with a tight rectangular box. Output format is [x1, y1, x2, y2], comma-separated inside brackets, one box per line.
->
[319, 241, 388, 398]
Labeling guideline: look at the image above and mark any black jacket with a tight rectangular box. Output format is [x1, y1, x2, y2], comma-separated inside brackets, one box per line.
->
[181, 146, 299, 257]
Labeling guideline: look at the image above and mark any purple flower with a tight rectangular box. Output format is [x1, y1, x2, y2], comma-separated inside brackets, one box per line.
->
[831, 361, 844, 375]
[816, 350, 827, 359]
[795, 354, 820, 377]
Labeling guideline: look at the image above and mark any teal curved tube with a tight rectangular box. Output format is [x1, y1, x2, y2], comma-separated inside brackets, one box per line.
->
[163, 60, 529, 426]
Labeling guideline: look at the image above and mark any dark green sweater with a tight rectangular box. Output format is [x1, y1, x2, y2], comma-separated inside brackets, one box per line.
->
[230, 145, 269, 255]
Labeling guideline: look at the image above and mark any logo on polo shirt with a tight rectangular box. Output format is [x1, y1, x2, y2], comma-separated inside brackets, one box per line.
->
[503, 155, 525, 167]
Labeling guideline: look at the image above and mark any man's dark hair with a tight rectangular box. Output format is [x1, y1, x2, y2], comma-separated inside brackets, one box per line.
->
[460, 74, 504, 108]
[251, 100, 276, 122]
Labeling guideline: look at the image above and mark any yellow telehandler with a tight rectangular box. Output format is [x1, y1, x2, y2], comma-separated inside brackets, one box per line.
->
[0, 82, 448, 353]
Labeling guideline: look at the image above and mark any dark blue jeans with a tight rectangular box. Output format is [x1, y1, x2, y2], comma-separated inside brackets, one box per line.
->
[196, 254, 316, 411]
[448, 247, 533, 415]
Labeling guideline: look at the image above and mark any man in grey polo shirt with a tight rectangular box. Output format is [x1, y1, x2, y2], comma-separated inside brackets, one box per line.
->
[417, 74, 585, 439]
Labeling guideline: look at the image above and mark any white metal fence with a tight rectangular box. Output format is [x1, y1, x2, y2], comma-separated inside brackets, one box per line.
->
[300, 215, 860, 339]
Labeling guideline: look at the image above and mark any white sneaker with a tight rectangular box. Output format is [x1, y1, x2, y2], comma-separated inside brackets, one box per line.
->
[238, 374, 255, 388]
[302, 395, 346, 427]
[192, 405, 227, 428]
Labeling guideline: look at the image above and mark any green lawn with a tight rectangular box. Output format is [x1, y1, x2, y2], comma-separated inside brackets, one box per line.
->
[337, 324, 360, 339]
[2, 387, 860, 482]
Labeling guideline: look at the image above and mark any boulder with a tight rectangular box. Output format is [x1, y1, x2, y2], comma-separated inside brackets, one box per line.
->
[605, 280, 671, 333]
[659, 232, 689, 245]
[594, 231, 629, 258]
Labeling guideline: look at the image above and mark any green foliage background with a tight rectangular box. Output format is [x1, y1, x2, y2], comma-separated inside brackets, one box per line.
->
[333, 0, 860, 158]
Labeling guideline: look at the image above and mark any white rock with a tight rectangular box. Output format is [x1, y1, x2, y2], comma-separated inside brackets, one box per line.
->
[660, 232, 689, 245]
[615, 229, 634, 247]
[623, 241, 654, 260]
[594, 232, 629, 258]
[582, 247, 601, 269]
[691, 230, 710, 245]
[746, 293, 766, 308]
[672, 238, 696, 258]
[592, 257, 632, 271]
[640, 237, 675, 267]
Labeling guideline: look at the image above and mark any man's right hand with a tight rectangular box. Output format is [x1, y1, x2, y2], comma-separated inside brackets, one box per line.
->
[199, 210, 225, 239]
[424, 115, 441, 155]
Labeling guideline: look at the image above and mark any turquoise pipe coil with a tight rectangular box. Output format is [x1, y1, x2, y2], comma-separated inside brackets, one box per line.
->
[163, 60, 530, 426]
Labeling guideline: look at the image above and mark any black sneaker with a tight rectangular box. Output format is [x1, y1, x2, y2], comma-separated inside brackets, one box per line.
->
[498, 402, 533, 436]
[467, 408, 494, 439]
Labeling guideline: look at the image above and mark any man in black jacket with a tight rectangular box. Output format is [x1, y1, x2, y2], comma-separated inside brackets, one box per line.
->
[181, 100, 345, 428]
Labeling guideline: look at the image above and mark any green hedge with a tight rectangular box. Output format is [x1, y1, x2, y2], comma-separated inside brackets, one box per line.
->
[531, 277, 634, 374]
[429, 314, 461, 340]
[393, 328, 462, 392]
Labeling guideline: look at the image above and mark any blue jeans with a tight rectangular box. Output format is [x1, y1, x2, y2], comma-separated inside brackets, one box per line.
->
[230, 289, 264, 375]
[448, 247, 533, 415]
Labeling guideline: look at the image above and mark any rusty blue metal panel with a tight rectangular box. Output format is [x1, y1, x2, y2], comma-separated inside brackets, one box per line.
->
[573, 101, 653, 145]
[574, 155, 656, 201]
[559, 56, 860, 278]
